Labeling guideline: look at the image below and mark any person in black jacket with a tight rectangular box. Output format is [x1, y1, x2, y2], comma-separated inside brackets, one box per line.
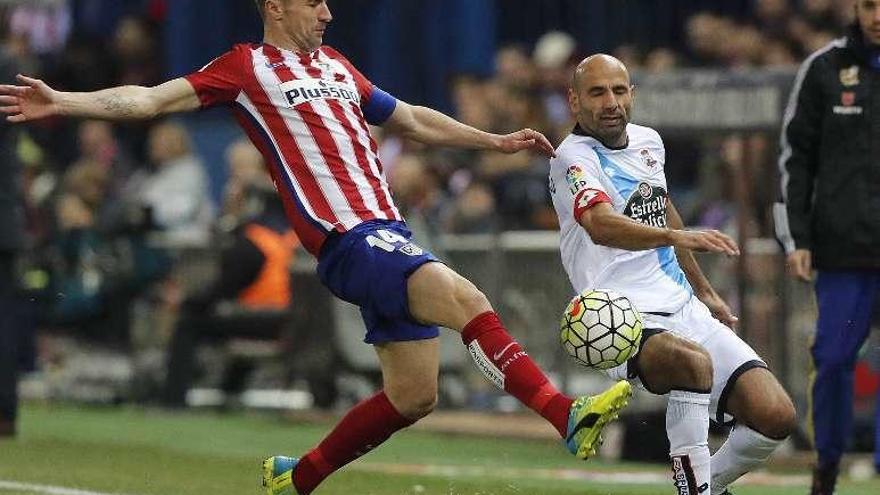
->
[775, 1, 880, 493]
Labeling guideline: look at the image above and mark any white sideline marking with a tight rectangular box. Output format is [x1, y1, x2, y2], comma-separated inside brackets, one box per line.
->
[0, 481, 130, 495]
[355, 463, 811, 487]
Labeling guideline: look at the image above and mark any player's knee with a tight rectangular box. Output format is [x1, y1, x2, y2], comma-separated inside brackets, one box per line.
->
[636, 335, 711, 394]
[396, 389, 438, 420]
[772, 399, 798, 439]
[752, 396, 797, 440]
[452, 275, 491, 318]
[678, 345, 713, 392]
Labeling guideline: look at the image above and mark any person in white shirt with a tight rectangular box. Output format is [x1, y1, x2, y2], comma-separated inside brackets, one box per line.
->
[137, 121, 214, 246]
[549, 54, 796, 495]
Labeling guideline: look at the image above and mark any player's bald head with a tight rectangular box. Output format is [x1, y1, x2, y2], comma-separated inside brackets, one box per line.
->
[571, 54, 630, 90]
[567, 53, 633, 148]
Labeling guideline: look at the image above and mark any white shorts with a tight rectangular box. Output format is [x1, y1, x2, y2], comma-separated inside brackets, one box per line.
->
[604, 296, 766, 425]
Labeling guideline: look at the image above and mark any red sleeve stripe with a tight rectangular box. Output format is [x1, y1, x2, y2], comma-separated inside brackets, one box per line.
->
[184, 46, 244, 107]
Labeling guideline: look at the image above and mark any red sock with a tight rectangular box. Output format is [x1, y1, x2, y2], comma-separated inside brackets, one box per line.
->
[292, 391, 415, 494]
[462, 311, 573, 438]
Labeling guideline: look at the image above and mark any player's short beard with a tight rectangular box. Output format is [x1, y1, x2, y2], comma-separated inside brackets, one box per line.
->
[595, 125, 625, 146]
[587, 117, 628, 148]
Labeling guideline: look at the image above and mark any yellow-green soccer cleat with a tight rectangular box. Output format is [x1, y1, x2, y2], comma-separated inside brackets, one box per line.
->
[565, 380, 632, 459]
[262, 456, 300, 495]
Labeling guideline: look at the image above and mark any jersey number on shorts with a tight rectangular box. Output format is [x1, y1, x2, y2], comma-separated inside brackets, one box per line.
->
[366, 229, 424, 256]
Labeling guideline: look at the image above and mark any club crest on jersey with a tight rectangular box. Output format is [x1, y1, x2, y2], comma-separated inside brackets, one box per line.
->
[639, 149, 658, 168]
[279, 79, 360, 108]
[840, 65, 859, 87]
[565, 164, 590, 194]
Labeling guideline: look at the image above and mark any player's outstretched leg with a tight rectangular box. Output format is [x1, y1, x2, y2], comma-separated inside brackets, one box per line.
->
[261, 389, 417, 495]
[710, 367, 795, 495]
[407, 262, 631, 458]
[635, 332, 714, 495]
[263, 390, 422, 495]
[265, 339, 438, 495]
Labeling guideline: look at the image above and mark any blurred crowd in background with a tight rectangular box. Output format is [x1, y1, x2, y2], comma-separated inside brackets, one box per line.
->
[0, 0, 859, 406]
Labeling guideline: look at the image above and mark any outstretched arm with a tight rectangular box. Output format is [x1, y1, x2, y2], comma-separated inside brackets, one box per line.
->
[0, 75, 201, 122]
[578, 201, 740, 255]
[383, 100, 556, 157]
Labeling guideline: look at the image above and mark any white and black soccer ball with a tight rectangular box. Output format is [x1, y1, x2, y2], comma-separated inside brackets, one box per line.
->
[559, 288, 643, 370]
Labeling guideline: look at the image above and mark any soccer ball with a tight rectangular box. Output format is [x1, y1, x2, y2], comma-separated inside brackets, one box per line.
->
[560, 289, 643, 370]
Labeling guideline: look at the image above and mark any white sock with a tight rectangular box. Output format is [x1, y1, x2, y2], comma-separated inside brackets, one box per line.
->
[667, 390, 711, 495]
[710, 424, 783, 495]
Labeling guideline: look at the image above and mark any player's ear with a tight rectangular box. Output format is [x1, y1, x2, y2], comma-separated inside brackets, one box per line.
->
[630, 84, 636, 100]
[265, 0, 284, 20]
[568, 87, 579, 113]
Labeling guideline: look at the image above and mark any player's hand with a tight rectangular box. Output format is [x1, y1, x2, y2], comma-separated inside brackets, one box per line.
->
[670, 229, 740, 256]
[0, 74, 63, 122]
[698, 290, 739, 328]
[786, 248, 812, 282]
[496, 128, 556, 157]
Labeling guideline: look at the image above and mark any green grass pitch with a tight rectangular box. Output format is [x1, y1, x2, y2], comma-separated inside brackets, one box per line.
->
[1, 403, 878, 495]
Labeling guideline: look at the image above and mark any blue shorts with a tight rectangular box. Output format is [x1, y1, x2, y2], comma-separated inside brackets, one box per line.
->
[317, 220, 441, 344]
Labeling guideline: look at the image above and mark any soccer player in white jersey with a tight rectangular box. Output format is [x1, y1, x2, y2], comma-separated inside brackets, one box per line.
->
[0, 2, 633, 494]
[548, 54, 797, 495]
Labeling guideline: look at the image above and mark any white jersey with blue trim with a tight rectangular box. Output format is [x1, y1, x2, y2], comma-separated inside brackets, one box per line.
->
[549, 123, 692, 314]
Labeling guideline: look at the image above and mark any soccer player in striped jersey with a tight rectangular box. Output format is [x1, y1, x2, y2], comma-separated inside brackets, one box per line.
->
[549, 54, 796, 495]
[0, 2, 632, 494]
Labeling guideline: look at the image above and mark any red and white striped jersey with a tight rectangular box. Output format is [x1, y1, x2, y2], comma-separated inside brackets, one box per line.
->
[185, 43, 402, 256]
